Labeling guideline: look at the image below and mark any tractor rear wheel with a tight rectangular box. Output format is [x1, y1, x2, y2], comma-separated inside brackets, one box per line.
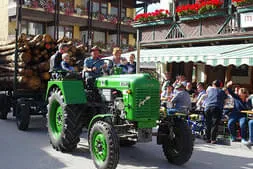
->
[16, 103, 30, 131]
[0, 94, 11, 119]
[89, 120, 119, 169]
[47, 88, 85, 152]
[162, 119, 193, 165]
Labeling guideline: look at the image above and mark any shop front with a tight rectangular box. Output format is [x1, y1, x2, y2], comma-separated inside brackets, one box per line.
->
[122, 43, 253, 91]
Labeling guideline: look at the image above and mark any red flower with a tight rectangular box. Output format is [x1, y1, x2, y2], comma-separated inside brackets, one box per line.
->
[134, 9, 171, 22]
[177, 0, 224, 16]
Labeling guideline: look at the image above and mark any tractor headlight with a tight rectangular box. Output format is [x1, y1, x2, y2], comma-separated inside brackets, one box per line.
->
[115, 100, 124, 111]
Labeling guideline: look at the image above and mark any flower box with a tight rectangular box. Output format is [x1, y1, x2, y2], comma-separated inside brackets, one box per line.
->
[179, 8, 227, 21]
[133, 18, 173, 28]
[236, 5, 253, 13]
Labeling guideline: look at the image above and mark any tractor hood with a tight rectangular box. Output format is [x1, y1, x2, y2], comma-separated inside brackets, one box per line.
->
[96, 73, 160, 127]
[96, 73, 159, 90]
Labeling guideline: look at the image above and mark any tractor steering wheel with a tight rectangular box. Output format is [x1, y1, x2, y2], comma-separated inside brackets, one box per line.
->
[91, 59, 114, 76]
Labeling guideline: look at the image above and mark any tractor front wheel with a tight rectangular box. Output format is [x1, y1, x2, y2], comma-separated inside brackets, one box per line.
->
[162, 119, 193, 165]
[89, 120, 119, 169]
[47, 88, 85, 152]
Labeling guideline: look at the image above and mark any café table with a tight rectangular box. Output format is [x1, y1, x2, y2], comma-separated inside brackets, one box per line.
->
[241, 110, 253, 114]
[241, 110, 253, 119]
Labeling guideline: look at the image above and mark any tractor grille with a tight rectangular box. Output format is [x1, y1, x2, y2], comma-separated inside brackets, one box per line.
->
[134, 88, 160, 119]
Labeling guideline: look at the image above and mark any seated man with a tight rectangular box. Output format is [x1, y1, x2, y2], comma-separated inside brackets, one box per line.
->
[61, 53, 74, 72]
[167, 83, 192, 115]
[83, 46, 106, 88]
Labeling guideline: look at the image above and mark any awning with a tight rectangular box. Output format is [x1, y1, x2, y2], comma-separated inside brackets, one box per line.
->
[122, 43, 253, 67]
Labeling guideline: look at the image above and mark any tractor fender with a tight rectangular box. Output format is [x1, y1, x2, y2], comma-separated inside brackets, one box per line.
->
[46, 80, 87, 104]
[88, 114, 113, 132]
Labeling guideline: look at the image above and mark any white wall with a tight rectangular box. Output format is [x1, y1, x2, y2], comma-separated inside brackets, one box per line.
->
[160, 0, 172, 10]
[0, 0, 8, 41]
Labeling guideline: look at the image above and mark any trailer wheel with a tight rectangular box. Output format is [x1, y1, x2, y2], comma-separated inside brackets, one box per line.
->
[16, 103, 30, 131]
[162, 119, 193, 165]
[0, 94, 11, 119]
[89, 120, 119, 169]
[47, 88, 85, 152]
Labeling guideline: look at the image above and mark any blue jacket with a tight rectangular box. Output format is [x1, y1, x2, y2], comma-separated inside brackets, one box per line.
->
[227, 88, 252, 119]
[61, 61, 74, 72]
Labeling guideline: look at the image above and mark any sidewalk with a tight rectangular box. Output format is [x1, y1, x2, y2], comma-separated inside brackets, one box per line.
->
[195, 138, 253, 151]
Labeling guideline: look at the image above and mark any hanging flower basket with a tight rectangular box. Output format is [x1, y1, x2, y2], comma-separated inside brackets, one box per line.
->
[133, 17, 173, 27]
[179, 8, 227, 21]
[134, 9, 171, 23]
[107, 15, 118, 24]
[233, 0, 253, 13]
[177, 0, 225, 21]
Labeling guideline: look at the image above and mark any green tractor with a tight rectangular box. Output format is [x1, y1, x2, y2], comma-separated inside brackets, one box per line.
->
[46, 60, 193, 169]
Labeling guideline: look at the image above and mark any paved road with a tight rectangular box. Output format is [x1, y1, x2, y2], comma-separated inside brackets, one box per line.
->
[0, 116, 253, 169]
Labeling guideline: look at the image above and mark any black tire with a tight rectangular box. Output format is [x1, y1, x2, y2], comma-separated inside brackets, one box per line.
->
[89, 120, 119, 169]
[120, 139, 137, 147]
[162, 119, 193, 165]
[0, 94, 11, 120]
[47, 88, 85, 152]
[16, 103, 30, 131]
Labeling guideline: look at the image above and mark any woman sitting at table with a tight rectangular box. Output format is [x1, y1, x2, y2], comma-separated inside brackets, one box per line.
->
[226, 81, 252, 144]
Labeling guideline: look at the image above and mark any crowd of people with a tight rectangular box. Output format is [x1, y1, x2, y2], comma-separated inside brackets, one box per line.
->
[160, 72, 253, 146]
[50, 43, 137, 77]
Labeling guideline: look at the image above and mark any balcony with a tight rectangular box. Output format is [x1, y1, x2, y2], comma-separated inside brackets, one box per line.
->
[134, 4, 253, 47]
[10, 0, 135, 34]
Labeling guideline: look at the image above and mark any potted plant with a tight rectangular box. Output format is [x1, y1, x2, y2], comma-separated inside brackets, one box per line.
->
[107, 15, 118, 24]
[133, 9, 172, 27]
[232, 0, 253, 13]
[176, 0, 225, 21]
[122, 17, 134, 25]
[134, 9, 171, 23]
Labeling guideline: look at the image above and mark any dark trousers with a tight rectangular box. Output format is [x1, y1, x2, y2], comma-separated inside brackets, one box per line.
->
[205, 106, 222, 141]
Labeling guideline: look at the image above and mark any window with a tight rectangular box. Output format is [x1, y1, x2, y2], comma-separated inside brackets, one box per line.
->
[121, 8, 126, 18]
[94, 31, 105, 43]
[101, 3, 107, 15]
[111, 6, 118, 16]
[58, 26, 73, 39]
[93, 2, 100, 13]
[231, 65, 249, 76]
[21, 21, 43, 35]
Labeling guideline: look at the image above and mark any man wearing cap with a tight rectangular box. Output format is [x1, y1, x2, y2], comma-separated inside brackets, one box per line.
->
[49, 43, 69, 72]
[83, 46, 106, 79]
[167, 83, 192, 115]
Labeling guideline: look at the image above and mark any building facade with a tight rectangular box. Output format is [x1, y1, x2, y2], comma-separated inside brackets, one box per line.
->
[130, 0, 253, 91]
[5, 0, 156, 53]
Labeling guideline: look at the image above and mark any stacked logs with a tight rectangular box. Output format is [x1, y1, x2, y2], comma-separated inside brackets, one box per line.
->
[0, 34, 86, 91]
